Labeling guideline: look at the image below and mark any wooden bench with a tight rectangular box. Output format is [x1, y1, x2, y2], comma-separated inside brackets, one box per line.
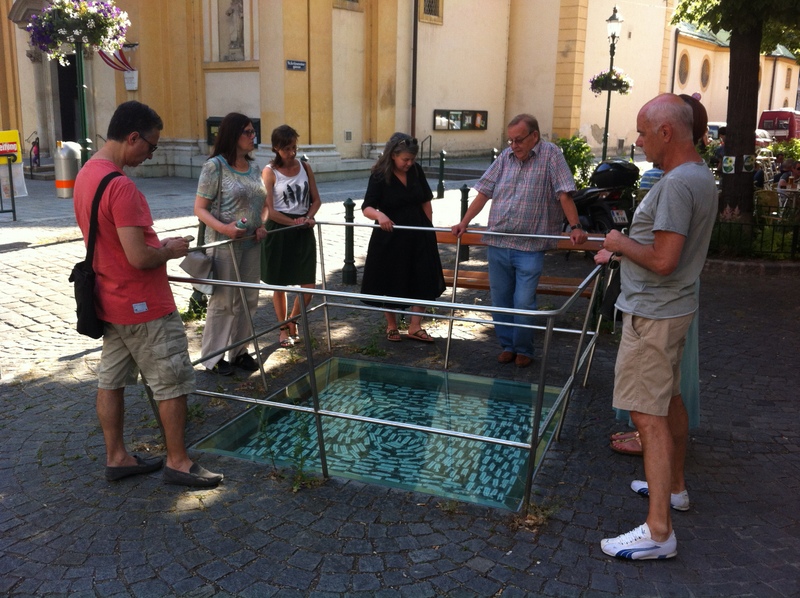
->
[435, 230, 605, 299]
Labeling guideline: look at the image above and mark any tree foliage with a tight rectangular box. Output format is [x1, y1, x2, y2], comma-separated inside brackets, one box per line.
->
[673, 0, 800, 59]
[673, 0, 800, 217]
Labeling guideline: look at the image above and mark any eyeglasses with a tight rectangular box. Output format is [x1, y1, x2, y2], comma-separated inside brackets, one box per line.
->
[137, 132, 158, 153]
[396, 137, 418, 148]
[242, 128, 257, 138]
[507, 130, 534, 146]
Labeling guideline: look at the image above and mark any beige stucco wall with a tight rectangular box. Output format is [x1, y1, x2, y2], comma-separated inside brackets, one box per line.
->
[413, 0, 511, 153]
[671, 37, 729, 123]
[12, 24, 36, 149]
[205, 71, 261, 122]
[331, 6, 366, 158]
[759, 56, 799, 115]
[507, 0, 560, 139]
[578, 0, 671, 154]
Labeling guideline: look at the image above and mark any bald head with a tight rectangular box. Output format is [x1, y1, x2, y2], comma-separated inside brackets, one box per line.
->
[640, 94, 694, 144]
[635, 94, 701, 171]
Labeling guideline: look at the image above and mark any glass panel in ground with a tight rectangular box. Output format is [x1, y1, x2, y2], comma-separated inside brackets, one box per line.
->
[194, 358, 561, 510]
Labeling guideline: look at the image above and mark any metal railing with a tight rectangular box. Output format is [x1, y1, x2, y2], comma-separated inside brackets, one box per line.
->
[166, 222, 607, 511]
[709, 205, 800, 259]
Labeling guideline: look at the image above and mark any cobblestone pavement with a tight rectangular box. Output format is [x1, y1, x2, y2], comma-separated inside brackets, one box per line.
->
[1, 176, 798, 597]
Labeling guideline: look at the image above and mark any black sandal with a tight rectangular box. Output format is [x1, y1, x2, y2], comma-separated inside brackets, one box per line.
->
[279, 326, 294, 348]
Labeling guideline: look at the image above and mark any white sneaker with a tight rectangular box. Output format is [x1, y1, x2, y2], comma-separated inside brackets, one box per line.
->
[630, 480, 690, 512]
[601, 523, 677, 560]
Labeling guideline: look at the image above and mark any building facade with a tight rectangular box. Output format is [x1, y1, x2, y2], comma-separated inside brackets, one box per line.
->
[2, 0, 797, 178]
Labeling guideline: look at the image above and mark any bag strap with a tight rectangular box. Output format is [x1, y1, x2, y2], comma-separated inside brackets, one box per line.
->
[196, 156, 224, 248]
[86, 171, 123, 266]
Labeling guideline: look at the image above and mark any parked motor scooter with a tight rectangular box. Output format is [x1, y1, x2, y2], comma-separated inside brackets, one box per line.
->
[569, 159, 640, 233]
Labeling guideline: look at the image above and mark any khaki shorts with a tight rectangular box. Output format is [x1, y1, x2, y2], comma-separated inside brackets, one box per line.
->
[98, 311, 196, 401]
[612, 312, 694, 417]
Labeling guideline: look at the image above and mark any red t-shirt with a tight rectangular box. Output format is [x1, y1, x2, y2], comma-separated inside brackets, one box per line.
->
[74, 159, 176, 325]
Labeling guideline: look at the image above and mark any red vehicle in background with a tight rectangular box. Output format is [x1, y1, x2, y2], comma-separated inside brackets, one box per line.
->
[759, 110, 800, 142]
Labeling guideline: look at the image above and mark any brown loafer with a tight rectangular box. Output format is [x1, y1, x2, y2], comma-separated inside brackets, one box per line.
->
[515, 354, 533, 368]
[497, 351, 516, 364]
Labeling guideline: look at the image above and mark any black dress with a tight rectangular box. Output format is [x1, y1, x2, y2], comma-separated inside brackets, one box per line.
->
[360, 163, 446, 308]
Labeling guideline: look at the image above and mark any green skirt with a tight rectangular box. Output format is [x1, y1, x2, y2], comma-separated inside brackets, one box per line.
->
[261, 220, 317, 285]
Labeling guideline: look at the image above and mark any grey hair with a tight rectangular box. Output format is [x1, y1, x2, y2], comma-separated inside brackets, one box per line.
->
[643, 95, 693, 142]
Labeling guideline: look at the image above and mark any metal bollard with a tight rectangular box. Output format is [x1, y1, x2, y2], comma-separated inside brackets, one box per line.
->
[54, 141, 81, 198]
[458, 184, 470, 262]
[342, 198, 357, 285]
[491, 147, 499, 163]
[437, 150, 446, 199]
[630, 143, 636, 162]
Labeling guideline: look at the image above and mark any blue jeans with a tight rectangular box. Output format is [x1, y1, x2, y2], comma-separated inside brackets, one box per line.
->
[487, 246, 544, 357]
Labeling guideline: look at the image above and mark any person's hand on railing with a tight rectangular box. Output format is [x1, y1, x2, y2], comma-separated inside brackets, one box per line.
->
[450, 222, 468, 238]
[375, 212, 394, 232]
[594, 248, 614, 265]
[293, 215, 316, 229]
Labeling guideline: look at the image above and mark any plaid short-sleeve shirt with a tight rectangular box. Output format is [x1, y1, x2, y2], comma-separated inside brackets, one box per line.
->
[474, 141, 576, 252]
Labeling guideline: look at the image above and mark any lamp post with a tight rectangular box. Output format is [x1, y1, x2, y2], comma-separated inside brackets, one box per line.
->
[601, 6, 623, 161]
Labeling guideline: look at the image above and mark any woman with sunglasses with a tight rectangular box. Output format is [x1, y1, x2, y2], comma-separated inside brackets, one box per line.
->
[360, 133, 445, 343]
[261, 125, 321, 348]
[194, 112, 267, 376]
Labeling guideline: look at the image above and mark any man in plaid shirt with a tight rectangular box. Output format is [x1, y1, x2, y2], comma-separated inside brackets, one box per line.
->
[451, 114, 587, 368]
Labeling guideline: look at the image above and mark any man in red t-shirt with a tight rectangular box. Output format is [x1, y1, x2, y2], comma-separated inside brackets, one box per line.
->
[74, 101, 222, 488]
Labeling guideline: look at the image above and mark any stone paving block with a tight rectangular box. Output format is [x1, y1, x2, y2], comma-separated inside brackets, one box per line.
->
[287, 549, 324, 571]
[351, 572, 381, 591]
[397, 582, 437, 598]
[357, 554, 383, 573]
[382, 569, 413, 587]
[313, 573, 350, 593]
[270, 565, 317, 590]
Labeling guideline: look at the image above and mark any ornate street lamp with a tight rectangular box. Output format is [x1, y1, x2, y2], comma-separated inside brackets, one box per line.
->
[601, 6, 624, 161]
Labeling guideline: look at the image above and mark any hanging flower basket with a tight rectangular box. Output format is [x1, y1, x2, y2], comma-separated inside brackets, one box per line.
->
[589, 68, 633, 96]
[27, 0, 130, 66]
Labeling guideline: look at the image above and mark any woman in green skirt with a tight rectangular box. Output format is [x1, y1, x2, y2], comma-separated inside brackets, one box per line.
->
[261, 125, 321, 348]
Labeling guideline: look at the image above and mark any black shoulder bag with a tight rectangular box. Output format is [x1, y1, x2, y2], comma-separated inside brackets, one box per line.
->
[68, 171, 123, 338]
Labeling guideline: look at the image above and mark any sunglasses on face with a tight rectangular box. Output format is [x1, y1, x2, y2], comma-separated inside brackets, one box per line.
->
[137, 132, 158, 153]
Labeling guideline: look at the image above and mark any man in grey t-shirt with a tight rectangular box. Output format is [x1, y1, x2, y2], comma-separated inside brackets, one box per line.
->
[596, 94, 717, 560]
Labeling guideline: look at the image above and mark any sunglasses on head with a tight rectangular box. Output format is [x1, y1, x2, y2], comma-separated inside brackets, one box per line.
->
[396, 137, 418, 148]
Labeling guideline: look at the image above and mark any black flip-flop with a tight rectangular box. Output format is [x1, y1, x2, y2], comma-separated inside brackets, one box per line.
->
[407, 329, 434, 343]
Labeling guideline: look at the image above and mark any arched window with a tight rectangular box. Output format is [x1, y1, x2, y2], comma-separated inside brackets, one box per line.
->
[678, 53, 690, 86]
[700, 58, 710, 89]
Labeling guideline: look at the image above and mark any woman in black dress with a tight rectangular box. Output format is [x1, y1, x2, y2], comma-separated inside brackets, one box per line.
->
[361, 133, 445, 342]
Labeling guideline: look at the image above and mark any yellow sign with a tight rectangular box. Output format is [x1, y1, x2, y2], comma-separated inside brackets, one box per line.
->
[0, 130, 22, 163]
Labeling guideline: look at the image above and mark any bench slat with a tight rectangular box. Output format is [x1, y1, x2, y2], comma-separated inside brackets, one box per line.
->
[438, 230, 603, 299]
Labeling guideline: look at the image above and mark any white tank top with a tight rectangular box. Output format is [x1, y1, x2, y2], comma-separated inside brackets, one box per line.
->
[268, 163, 310, 215]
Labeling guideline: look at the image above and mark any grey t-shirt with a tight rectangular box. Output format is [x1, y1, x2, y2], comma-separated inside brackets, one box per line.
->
[616, 161, 716, 319]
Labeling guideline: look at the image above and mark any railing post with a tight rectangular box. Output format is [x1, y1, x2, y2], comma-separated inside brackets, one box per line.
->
[437, 150, 446, 199]
[458, 184, 470, 262]
[491, 147, 499, 163]
[342, 198, 358, 284]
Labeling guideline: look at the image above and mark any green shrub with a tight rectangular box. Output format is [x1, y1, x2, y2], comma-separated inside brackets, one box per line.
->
[555, 135, 594, 189]
[752, 224, 795, 259]
[768, 139, 800, 161]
